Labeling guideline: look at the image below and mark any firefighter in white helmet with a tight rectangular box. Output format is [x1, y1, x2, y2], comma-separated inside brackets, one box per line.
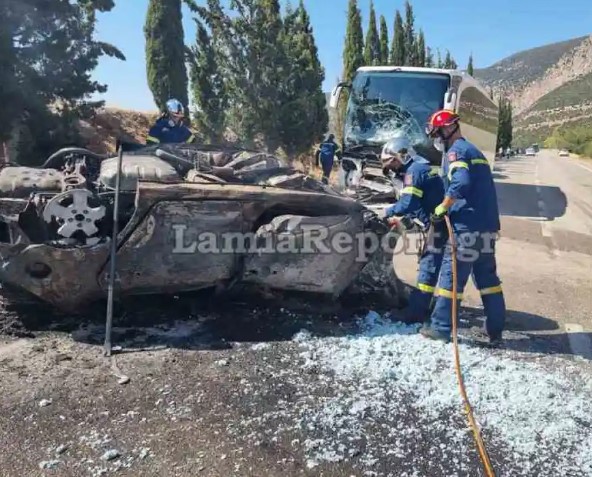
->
[381, 134, 447, 323]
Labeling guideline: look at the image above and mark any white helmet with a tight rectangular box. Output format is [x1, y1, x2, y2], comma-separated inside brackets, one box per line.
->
[166, 98, 185, 117]
[381, 135, 415, 165]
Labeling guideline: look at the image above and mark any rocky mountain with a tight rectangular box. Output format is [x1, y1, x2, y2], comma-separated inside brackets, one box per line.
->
[474, 34, 592, 152]
[474, 36, 591, 112]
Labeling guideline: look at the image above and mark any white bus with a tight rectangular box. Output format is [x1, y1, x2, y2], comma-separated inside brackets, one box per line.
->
[329, 66, 499, 197]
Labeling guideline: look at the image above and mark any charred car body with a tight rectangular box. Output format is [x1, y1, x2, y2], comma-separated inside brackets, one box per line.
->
[0, 143, 402, 312]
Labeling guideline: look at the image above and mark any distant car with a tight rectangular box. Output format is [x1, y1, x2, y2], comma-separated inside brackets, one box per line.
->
[525, 148, 536, 156]
[559, 149, 570, 157]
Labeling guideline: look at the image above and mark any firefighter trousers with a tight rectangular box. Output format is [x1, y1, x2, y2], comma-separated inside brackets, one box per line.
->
[428, 231, 506, 338]
[407, 221, 448, 319]
[320, 155, 334, 184]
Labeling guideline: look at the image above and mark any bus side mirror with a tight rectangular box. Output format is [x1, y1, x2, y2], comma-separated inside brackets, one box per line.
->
[329, 82, 351, 109]
[444, 90, 457, 110]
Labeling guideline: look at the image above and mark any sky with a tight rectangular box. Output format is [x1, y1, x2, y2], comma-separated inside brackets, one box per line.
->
[92, 0, 592, 112]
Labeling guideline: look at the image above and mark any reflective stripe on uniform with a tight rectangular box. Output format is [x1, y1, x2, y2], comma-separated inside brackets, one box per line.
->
[448, 161, 469, 180]
[436, 287, 464, 300]
[471, 159, 489, 166]
[417, 283, 436, 294]
[147, 136, 160, 143]
[479, 285, 503, 296]
[401, 186, 424, 198]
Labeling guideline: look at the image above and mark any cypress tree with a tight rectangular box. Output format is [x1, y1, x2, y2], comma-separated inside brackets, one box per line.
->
[343, 0, 364, 81]
[188, 0, 285, 151]
[496, 96, 513, 151]
[467, 53, 474, 75]
[436, 48, 442, 68]
[497, 96, 506, 151]
[363, 1, 380, 65]
[403, 0, 417, 66]
[144, 0, 189, 114]
[340, 0, 363, 140]
[390, 10, 405, 65]
[189, 20, 227, 142]
[280, 0, 328, 154]
[443, 50, 457, 69]
[425, 46, 434, 67]
[379, 15, 389, 65]
[506, 100, 513, 147]
[450, 55, 458, 69]
[0, 14, 21, 144]
[444, 50, 451, 68]
[252, 0, 285, 151]
[416, 29, 426, 67]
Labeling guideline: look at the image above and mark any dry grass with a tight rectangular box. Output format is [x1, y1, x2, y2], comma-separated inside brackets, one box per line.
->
[78, 107, 158, 154]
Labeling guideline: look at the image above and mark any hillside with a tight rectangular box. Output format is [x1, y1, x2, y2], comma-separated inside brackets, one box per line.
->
[474, 34, 592, 155]
[518, 70, 592, 131]
[516, 71, 592, 154]
[474, 35, 592, 115]
[474, 36, 588, 91]
[0, 107, 158, 165]
[79, 108, 158, 154]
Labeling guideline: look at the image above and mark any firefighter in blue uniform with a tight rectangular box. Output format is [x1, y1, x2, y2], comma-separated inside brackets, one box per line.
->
[147, 98, 196, 145]
[381, 135, 447, 323]
[315, 134, 342, 184]
[421, 109, 506, 346]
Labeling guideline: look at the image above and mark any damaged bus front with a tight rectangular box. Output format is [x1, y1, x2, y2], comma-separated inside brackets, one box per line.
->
[329, 67, 499, 206]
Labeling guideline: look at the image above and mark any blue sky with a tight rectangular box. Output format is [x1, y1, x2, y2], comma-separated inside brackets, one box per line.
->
[92, 0, 592, 112]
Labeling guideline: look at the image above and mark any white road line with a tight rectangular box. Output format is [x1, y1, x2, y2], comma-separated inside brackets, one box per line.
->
[572, 160, 592, 174]
[565, 323, 592, 359]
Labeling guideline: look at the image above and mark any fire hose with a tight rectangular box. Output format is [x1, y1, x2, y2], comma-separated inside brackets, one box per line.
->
[444, 214, 496, 477]
[391, 215, 496, 476]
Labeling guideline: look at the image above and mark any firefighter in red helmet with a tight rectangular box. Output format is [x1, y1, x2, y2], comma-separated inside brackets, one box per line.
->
[419, 109, 506, 347]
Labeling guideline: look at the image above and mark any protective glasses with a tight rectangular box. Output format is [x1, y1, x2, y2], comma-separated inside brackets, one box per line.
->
[425, 123, 439, 138]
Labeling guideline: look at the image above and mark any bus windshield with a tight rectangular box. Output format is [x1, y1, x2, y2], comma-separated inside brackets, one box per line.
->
[344, 71, 450, 151]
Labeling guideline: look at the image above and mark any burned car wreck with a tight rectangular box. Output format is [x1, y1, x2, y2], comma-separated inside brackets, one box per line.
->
[0, 143, 403, 312]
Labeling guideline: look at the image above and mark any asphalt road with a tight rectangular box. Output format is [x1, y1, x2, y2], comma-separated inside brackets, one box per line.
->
[485, 150, 592, 352]
[0, 150, 592, 477]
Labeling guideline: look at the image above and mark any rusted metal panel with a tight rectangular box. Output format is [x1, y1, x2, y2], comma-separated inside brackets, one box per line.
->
[133, 182, 363, 214]
[242, 214, 367, 295]
[98, 200, 244, 295]
[0, 168, 62, 198]
[100, 156, 180, 191]
[115, 182, 364, 251]
[0, 242, 110, 310]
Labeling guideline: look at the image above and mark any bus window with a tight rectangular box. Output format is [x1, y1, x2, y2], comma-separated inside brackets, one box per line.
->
[344, 71, 450, 150]
[456, 86, 498, 136]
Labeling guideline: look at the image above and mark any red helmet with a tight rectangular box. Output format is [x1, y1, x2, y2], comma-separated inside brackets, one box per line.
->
[425, 109, 460, 137]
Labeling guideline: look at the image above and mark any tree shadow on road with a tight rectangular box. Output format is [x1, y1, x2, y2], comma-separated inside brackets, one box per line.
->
[7, 287, 393, 353]
[7, 290, 590, 362]
[495, 182, 567, 219]
[458, 306, 592, 361]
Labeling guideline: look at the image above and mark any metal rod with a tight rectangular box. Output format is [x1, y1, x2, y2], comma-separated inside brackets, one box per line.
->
[103, 145, 124, 357]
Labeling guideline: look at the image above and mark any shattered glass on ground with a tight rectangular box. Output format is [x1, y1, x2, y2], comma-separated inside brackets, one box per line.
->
[228, 312, 592, 477]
